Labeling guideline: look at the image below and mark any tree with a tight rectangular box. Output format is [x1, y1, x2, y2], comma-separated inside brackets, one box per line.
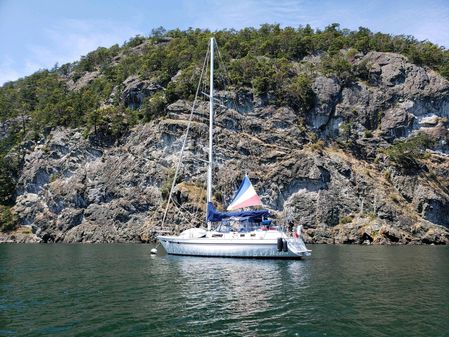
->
[384, 133, 434, 169]
[150, 26, 167, 39]
[284, 74, 314, 112]
[143, 92, 166, 122]
[86, 108, 104, 134]
[0, 206, 17, 232]
[0, 158, 15, 205]
[320, 53, 353, 84]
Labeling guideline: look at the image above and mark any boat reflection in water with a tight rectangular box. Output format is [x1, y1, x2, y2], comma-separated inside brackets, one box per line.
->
[164, 254, 312, 334]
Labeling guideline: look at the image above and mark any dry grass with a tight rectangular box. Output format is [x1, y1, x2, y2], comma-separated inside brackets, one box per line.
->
[177, 181, 206, 206]
[16, 226, 33, 235]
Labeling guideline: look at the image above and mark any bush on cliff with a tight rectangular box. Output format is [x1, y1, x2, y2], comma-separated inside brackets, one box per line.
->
[86, 105, 138, 138]
[0, 206, 17, 232]
[384, 133, 434, 169]
[284, 74, 314, 112]
[143, 92, 167, 122]
[0, 162, 15, 205]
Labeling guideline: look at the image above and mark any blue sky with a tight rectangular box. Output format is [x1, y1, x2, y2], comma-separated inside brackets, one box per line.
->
[1, 0, 449, 85]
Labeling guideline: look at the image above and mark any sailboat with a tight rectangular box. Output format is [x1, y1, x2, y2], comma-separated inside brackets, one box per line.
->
[157, 38, 311, 258]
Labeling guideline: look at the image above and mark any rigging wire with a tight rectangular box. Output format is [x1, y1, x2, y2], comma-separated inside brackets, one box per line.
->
[161, 37, 244, 229]
[178, 45, 211, 225]
[212, 39, 244, 205]
[161, 41, 210, 228]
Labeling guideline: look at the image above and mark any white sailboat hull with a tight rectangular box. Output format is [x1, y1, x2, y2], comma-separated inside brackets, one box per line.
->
[157, 236, 311, 259]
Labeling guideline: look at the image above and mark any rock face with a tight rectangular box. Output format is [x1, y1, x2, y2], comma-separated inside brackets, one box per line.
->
[308, 52, 449, 151]
[13, 126, 165, 243]
[4, 51, 449, 244]
[121, 75, 162, 109]
[0, 229, 41, 243]
[67, 71, 101, 91]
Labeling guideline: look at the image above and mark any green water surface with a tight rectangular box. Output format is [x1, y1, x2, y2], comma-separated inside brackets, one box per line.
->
[0, 244, 448, 336]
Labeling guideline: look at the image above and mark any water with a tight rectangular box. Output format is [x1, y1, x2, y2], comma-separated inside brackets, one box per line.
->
[0, 245, 448, 337]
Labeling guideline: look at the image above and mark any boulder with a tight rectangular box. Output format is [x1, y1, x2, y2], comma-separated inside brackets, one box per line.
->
[121, 75, 162, 109]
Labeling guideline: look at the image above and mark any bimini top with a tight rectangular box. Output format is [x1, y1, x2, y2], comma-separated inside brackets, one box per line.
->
[207, 202, 270, 222]
[227, 175, 262, 211]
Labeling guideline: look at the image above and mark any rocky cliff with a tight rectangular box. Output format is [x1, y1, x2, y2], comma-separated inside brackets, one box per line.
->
[2, 50, 449, 244]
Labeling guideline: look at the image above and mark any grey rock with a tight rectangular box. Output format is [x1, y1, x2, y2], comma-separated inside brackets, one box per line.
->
[309, 76, 341, 130]
[67, 71, 101, 91]
[121, 75, 162, 109]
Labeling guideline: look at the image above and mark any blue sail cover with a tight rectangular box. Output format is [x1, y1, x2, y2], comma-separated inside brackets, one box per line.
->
[207, 202, 270, 222]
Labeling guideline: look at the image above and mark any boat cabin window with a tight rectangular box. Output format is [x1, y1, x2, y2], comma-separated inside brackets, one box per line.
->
[214, 217, 272, 233]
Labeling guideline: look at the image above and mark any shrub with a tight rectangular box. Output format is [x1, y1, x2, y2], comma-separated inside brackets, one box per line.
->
[340, 215, 354, 224]
[320, 53, 353, 84]
[383, 170, 392, 183]
[143, 92, 167, 122]
[384, 133, 434, 169]
[284, 74, 314, 112]
[0, 206, 17, 232]
[310, 139, 325, 151]
[364, 130, 373, 138]
[213, 191, 223, 203]
[365, 212, 377, 221]
[0, 158, 16, 205]
[161, 168, 178, 200]
[353, 59, 371, 80]
[339, 122, 353, 142]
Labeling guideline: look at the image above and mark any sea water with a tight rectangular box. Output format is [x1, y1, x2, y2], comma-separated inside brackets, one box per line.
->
[0, 244, 448, 336]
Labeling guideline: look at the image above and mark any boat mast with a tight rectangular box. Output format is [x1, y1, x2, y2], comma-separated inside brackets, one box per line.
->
[207, 37, 214, 231]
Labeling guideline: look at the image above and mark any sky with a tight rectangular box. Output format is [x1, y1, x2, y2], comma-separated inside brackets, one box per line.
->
[1, 0, 449, 85]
